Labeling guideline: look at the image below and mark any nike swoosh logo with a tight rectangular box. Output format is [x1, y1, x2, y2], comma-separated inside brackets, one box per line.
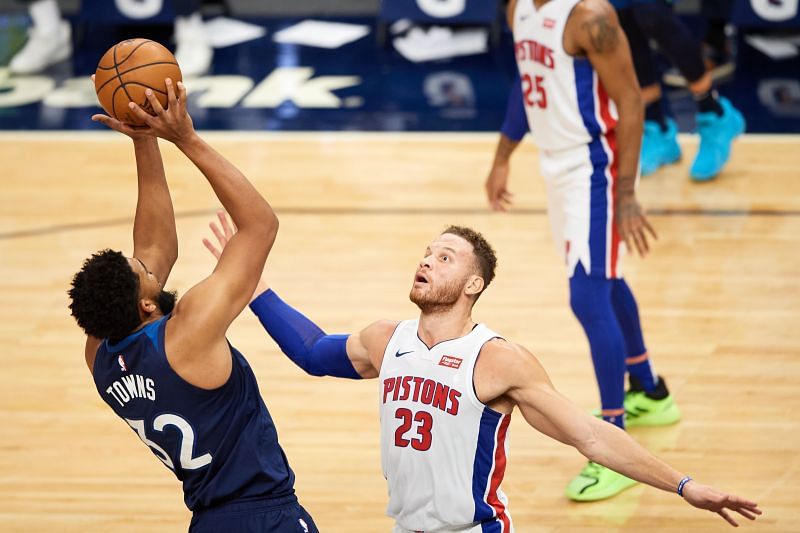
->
[395, 350, 413, 358]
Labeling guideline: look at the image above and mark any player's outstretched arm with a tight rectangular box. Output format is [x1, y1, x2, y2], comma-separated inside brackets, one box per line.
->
[480, 341, 762, 527]
[202, 212, 392, 379]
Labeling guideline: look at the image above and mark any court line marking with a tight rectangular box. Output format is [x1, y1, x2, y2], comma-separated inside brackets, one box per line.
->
[1, 206, 798, 240]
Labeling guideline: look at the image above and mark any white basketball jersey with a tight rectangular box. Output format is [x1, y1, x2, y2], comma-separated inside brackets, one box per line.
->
[379, 320, 513, 532]
[513, 0, 619, 151]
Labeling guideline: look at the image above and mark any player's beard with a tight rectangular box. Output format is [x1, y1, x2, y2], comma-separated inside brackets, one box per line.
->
[409, 276, 467, 314]
[157, 289, 177, 315]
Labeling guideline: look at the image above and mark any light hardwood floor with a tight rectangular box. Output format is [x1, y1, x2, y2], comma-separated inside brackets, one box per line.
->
[0, 133, 797, 532]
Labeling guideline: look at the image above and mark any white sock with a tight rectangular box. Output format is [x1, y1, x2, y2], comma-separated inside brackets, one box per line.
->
[29, 0, 62, 33]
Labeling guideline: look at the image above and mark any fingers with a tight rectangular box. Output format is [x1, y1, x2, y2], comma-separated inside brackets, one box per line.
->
[128, 101, 154, 126]
[202, 238, 221, 260]
[735, 508, 758, 521]
[717, 509, 739, 527]
[209, 221, 226, 249]
[144, 88, 165, 115]
[642, 216, 658, 240]
[91, 114, 114, 126]
[177, 80, 188, 113]
[90, 74, 95, 83]
[632, 228, 649, 257]
[165, 78, 177, 110]
[217, 210, 234, 239]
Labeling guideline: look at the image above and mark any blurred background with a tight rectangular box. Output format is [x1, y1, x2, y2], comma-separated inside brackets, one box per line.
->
[0, 0, 798, 132]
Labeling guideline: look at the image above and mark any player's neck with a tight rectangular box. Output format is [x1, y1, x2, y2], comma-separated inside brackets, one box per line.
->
[417, 307, 475, 348]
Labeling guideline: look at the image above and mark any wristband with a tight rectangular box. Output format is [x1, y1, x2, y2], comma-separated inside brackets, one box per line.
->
[677, 476, 692, 496]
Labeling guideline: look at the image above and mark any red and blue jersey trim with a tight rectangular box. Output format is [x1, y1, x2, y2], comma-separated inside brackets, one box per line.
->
[574, 58, 621, 278]
[472, 408, 512, 532]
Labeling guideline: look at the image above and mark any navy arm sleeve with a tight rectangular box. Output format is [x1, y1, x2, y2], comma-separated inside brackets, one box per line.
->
[249, 289, 361, 379]
[500, 74, 530, 141]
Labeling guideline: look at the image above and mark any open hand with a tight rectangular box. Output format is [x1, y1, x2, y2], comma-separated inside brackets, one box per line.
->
[682, 481, 762, 527]
[485, 162, 514, 212]
[615, 194, 657, 257]
[103, 78, 194, 145]
[90, 74, 153, 139]
[203, 211, 269, 301]
[203, 210, 237, 260]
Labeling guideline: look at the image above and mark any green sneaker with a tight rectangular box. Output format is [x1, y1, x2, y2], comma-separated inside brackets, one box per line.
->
[565, 461, 638, 501]
[624, 376, 681, 428]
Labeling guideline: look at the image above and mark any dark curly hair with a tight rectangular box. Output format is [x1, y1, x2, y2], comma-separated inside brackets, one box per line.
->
[442, 225, 497, 300]
[68, 249, 141, 343]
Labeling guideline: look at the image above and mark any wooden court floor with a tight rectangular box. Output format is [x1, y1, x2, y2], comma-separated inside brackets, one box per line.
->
[0, 132, 798, 532]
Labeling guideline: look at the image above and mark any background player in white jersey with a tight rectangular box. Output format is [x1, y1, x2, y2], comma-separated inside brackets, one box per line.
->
[203, 213, 761, 532]
[486, 0, 676, 501]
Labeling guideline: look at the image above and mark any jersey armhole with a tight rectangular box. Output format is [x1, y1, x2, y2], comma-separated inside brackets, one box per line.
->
[160, 315, 236, 393]
[377, 320, 405, 376]
[467, 335, 507, 415]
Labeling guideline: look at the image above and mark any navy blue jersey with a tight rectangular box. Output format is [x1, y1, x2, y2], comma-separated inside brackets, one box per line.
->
[92, 315, 295, 511]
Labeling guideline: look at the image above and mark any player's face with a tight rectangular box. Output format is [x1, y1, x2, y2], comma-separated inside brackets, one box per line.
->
[409, 234, 475, 313]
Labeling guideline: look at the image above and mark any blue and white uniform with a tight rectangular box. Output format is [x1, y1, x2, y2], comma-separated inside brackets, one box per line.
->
[380, 320, 512, 533]
[93, 316, 315, 532]
[513, 0, 627, 279]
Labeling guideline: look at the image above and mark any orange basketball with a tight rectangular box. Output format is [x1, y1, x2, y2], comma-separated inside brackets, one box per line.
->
[94, 39, 182, 125]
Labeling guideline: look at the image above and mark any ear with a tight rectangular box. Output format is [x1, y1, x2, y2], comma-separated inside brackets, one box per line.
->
[138, 298, 158, 316]
[464, 275, 484, 297]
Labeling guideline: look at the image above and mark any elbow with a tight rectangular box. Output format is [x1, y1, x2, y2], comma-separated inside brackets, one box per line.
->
[266, 210, 279, 241]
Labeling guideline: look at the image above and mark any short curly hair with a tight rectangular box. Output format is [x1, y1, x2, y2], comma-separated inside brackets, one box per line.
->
[68, 249, 141, 343]
[442, 225, 497, 300]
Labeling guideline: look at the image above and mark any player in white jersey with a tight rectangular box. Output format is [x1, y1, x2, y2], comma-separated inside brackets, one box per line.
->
[485, 0, 682, 501]
[203, 214, 761, 532]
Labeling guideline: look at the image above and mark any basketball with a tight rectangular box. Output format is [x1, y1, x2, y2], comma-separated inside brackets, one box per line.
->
[94, 39, 182, 125]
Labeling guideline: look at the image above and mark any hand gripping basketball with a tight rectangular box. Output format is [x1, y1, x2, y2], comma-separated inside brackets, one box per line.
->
[92, 78, 194, 145]
[94, 39, 182, 125]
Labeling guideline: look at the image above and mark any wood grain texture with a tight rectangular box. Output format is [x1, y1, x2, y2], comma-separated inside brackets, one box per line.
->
[0, 133, 796, 532]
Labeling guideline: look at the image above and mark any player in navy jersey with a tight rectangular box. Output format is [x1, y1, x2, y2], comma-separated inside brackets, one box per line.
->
[67, 79, 317, 533]
[203, 212, 760, 532]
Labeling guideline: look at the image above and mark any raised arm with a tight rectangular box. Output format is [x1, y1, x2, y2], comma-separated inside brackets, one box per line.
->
[88, 79, 178, 363]
[566, 0, 656, 257]
[202, 212, 395, 380]
[476, 340, 762, 527]
[122, 81, 277, 384]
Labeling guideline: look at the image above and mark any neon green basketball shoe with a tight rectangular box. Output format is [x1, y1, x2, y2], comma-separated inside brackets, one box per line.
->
[565, 461, 638, 501]
[624, 375, 681, 428]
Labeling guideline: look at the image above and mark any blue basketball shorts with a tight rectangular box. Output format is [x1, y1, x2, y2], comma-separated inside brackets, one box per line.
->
[189, 494, 318, 533]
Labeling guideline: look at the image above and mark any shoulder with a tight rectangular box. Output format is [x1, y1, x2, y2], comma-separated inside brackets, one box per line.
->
[571, 0, 617, 23]
[506, 0, 519, 30]
[84, 336, 103, 373]
[360, 320, 401, 346]
[478, 337, 541, 376]
[568, 0, 621, 55]
[481, 336, 533, 357]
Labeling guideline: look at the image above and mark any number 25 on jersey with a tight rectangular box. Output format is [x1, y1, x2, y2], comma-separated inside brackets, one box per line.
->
[522, 74, 547, 109]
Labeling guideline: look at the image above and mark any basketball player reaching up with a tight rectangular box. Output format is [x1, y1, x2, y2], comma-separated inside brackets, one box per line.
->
[68, 80, 318, 532]
[204, 214, 761, 532]
[486, 0, 680, 501]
